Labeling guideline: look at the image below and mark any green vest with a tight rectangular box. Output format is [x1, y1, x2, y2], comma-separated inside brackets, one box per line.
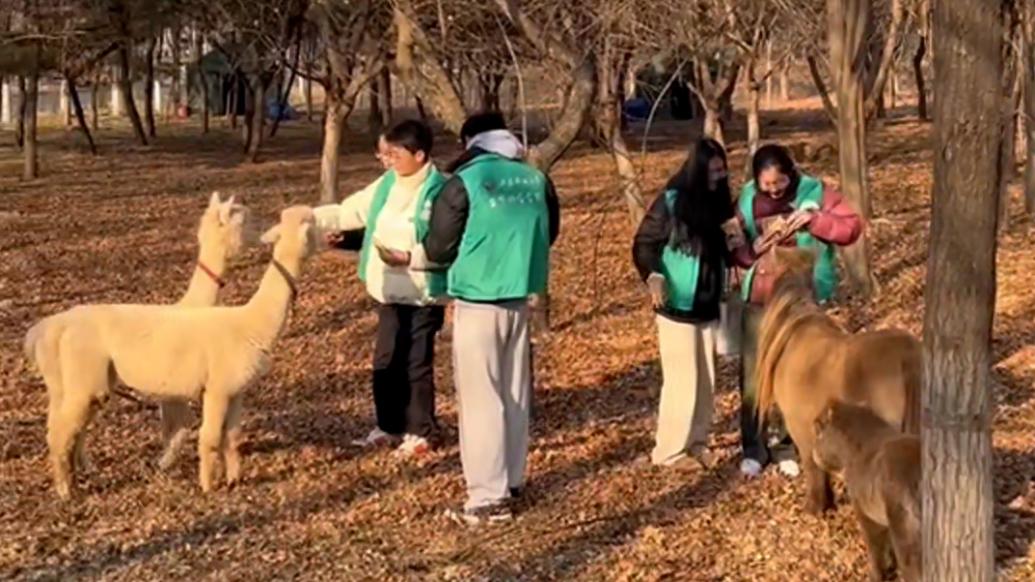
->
[446, 154, 550, 301]
[738, 175, 838, 302]
[658, 189, 725, 311]
[359, 167, 448, 299]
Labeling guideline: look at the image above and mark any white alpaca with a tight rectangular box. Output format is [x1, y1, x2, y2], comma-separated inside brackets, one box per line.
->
[157, 192, 253, 470]
[24, 192, 251, 476]
[24, 206, 317, 499]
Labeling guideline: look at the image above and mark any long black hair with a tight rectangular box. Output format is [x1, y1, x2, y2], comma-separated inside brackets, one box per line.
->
[666, 138, 732, 254]
[750, 143, 800, 198]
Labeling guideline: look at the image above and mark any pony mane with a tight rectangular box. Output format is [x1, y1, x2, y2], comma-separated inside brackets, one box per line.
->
[754, 267, 830, 425]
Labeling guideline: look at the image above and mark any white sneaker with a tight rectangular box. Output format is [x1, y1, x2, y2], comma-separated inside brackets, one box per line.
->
[395, 434, 431, 457]
[740, 458, 764, 477]
[350, 427, 395, 448]
[778, 459, 801, 478]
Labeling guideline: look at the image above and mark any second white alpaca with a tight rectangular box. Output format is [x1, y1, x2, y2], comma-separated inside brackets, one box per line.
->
[24, 206, 317, 499]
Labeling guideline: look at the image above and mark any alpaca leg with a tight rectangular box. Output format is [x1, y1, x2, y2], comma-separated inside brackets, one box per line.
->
[158, 399, 195, 471]
[197, 390, 229, 493]
[221, 394, 244, 487]
[47, 395, 93, 500]
[72, 401, 99, 475]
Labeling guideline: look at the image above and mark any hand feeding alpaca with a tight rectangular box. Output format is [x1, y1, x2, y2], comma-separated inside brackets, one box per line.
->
[753, 246, 921, 514]
[25, 206, 316, 499]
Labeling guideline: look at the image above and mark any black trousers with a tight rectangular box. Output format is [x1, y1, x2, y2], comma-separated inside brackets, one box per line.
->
[739, 304, 795, 465]
[372, 303, 445, 437]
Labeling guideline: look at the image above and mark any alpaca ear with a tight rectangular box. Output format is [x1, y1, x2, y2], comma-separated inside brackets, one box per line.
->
[209, 191, 222, 209]
[218, 195, 237, 225]
[261, 224, 282, 245]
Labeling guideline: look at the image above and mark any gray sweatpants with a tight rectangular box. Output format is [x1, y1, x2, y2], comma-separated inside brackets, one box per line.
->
[453, 299, 532, 510]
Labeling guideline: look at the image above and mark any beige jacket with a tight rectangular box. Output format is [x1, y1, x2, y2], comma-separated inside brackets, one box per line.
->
[313, 163, 441, 305]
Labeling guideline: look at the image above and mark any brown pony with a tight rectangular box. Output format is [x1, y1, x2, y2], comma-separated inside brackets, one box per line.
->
[813, 401, 921, 582]
[754, 246, 921, 514]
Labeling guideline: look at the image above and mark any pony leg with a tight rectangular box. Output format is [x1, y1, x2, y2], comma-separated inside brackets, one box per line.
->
[855, 505, 895, 581]
[197, 390, 229, 493]
[158, 399, 195, 471]
[221, 394, 244, 487]
[786, 417, 833, 514]
[888, 501, 921, 582]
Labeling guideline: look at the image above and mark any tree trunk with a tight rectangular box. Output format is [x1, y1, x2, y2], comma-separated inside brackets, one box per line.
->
[16, 76, 25, 149]
[806, 54, 838, 126]
[118, 46, 149, 146]
[169, 25, 182, 120]
[415, 96, 427, 120]
[1000, 10, 1023, 232]
[378, 68, 392, 127]
[780, 65, 790, 101]
[747, 60, 762, 157]
[320, 93, 347, 204]
[269, 66, 297, 139]
[765, 40, 773, 109]
[1025, 1, 1035, 217]
[90, 73, 100, 131]
[66, 74, 97, 155]
[367, 81, 382, 133]
[144, 37, 158, 138]
[246, 76, 266, 163]
[914, 42, 929, 120]
[703, 103, 725, 148]
[23, 48, 39, 180]
[59, 79, 71, 127]
[829, 0, 876, 296]
[230, 75, 240, 129]
[194, 29, 209, 134]
[923, 0, 1000, 579]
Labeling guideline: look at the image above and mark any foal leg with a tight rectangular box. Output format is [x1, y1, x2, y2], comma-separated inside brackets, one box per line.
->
[221, 394, 244, 487]
[855, 506, 894, 581]
[197, 390, 229, 493]
[158, 399, 195, 471]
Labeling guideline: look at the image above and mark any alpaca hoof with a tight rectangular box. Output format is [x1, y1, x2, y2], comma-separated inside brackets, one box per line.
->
[55, 483, 72, 501]
[157, 452, 176, 472]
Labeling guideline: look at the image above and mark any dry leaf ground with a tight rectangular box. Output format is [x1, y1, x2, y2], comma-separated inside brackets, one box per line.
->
[1, 105, 1033, 581]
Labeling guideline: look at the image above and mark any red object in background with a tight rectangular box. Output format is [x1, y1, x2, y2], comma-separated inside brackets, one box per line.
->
[177, 104, 191, 118]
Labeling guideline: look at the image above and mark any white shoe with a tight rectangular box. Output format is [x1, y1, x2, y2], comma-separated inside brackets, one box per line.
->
[778, 459, 801, 478]
[740, 458, 764, 477]
[350, 427, 395, 448]
[395, 434, 431, 457]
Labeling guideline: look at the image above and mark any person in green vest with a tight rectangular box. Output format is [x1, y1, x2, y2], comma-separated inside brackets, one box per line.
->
[631, 138, 736, 469]
[379, 112, 560, 525]
[731, 144, 863, 479]
[313, 119, 449, 458]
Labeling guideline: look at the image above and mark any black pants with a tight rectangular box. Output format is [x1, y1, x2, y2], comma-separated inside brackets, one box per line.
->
[739, 304, 795, 465]
[372, 304, 445, 438]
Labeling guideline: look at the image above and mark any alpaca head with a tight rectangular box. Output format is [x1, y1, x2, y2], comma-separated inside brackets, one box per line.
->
[260, 205, 317, 260]
[199, 192, 254, 259]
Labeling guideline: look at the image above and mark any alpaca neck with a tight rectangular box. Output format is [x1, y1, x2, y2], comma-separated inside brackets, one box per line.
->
[242, 245, 301, 350]
[178, 241, 227, 307]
